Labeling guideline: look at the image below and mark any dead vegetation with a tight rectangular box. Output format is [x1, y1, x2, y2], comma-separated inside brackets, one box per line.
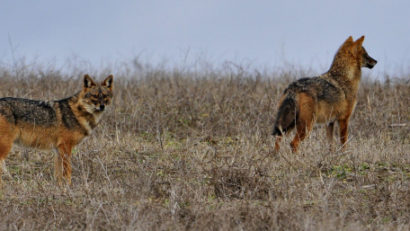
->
[0, 62, 408, 230]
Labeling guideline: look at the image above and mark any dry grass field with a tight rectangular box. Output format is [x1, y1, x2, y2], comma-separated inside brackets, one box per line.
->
[0, 62, 408, 230]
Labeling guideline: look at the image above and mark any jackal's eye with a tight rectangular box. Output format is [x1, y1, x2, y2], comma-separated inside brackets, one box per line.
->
[89, 96, 99, 104]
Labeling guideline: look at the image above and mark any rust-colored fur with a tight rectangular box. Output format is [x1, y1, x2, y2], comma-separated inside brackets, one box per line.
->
[272, 36, 377, 152]
[0, 75, 113, 186]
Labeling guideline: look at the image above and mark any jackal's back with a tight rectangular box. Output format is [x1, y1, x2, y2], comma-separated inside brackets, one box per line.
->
[0, 97, 58, 126]
[284, 77, 344, 104]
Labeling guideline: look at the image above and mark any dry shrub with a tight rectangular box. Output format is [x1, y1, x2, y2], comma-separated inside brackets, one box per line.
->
[0, 62, 408, 230]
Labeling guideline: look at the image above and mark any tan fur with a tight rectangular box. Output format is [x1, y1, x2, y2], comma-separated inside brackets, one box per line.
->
[0, 75, 114, 186]
[272, 36, 377, 152]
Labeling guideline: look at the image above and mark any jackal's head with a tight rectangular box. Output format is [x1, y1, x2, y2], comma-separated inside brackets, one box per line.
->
[354, 36, 377, 69]
[79, 74, 114, 114]
[336, 36, 377, 70]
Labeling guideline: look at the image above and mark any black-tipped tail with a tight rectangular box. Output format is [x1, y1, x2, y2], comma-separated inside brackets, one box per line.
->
[272, 95, 297, 136]
[272, 126, 283, 136]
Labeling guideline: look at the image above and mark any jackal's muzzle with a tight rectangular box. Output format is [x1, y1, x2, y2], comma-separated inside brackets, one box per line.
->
[366, 57, 377, 69]
[363, 47, 377, 69]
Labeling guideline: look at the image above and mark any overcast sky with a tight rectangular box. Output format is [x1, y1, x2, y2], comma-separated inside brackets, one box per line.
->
[0, 0, 409, 76]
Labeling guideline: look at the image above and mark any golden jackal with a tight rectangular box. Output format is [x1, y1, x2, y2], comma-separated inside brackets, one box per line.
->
[272, 36, 377, 152]
[0, 74, 113, 185]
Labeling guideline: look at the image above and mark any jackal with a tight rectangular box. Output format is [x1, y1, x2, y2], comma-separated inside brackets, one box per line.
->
[272, 36, 377, 152]
[0, 74, 113, 185]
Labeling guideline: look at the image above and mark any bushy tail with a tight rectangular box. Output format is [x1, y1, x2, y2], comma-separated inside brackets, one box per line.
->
[272, 94, 298, 136]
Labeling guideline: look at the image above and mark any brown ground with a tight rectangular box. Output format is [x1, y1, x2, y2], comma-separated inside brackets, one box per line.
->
[0, 64, 408, 230]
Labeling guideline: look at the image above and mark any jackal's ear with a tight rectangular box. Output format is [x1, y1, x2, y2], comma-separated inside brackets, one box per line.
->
[354, 35, 365, 47]
[341, 36, 354, 50]
[102, 75, 113, 90]
[83, 74, 96, 89]
[344, 36, 354, 45]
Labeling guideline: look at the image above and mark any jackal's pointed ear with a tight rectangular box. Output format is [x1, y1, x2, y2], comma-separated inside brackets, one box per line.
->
[344, 36, 354, 44]
[83, 74, 96, 89]
[102, 75, 113, 90]
[354, 35, 365, 47]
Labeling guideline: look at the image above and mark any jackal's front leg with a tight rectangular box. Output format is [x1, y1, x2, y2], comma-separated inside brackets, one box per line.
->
[54, 150, 63, 185]
[56, 144, 73, 185]
[338, 119, 349, 150]
[326, 122, 335, 151]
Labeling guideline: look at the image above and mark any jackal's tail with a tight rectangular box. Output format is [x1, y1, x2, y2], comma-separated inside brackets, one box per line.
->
[272, 94, 298, 136]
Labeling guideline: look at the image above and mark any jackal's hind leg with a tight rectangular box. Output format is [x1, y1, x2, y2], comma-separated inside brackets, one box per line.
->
[290, 94, 314, 153]
[290, 121, 313, 153]
[274, 135, 282, 152]
[0, 118, 15, 186]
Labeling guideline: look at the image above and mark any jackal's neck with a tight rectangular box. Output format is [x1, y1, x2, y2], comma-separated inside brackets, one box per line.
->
[68, 92, 90, 114]
[326, 58, 362, 96]
[329, 56, 361, 77]
[63, 91, 80, 107]
[65, 92, 92, 119]
[66, 91, 98, 133]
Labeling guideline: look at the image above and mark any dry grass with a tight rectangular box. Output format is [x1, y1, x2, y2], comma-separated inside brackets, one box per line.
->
[0, 63, 408, 230]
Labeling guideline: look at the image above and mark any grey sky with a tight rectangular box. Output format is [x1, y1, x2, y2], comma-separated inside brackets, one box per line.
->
[0, 0, 409, 76]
